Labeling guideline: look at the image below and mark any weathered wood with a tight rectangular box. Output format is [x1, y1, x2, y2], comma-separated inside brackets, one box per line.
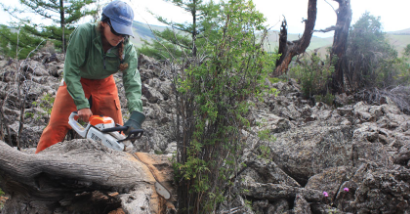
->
[274, 0, 317, 76]
[329, 0, 352, 94]
[0, 139, 172, 214]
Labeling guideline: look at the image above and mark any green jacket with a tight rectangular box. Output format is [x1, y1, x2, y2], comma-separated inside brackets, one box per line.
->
[64, 22, 142, 113]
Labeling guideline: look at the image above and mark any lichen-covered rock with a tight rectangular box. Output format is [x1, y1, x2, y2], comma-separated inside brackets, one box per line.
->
[269, 125, 354, 184]
[305, 166, 353, 199]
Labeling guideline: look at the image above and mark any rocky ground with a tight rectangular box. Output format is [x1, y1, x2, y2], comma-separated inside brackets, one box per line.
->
[1, 49, 410, 213]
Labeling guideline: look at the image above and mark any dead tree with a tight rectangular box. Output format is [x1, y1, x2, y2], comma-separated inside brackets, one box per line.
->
[329, 0, 352, 93]
[315, 0, 352, 93]
[0, 139, 175, 214]
[274, 0, 317, 76]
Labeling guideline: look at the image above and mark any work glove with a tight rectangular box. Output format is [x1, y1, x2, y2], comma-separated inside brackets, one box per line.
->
[124, 111, 145, 135]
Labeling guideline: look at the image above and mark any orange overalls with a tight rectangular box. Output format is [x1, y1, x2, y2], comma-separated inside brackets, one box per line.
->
[35, 75, 123, 153]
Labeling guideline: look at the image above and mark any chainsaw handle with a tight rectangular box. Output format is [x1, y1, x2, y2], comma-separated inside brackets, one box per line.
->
[101, 126, 128, 133]
[124, 129, 144, 141]
[101, 126, 144, 143]
[68, 112, 90, 138]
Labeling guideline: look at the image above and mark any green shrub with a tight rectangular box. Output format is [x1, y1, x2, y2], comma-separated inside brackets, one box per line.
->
[344, 12, 407, 88]
[172, 0, 278, 212]
[314, 92, 335, 106]
[288, 53, 334, 99]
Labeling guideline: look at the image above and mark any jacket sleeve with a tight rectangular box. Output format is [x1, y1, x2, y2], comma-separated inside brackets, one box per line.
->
[63, 25, 90, 110]
[122, 44, 143, 113]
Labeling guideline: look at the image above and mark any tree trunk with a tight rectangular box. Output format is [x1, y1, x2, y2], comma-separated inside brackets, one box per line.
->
[191, 0, 197, 58]
[273, 0, 317, 76]
[60, 0, 65, 53]
[0, 139, 175, 214]
[329, 0, 352, 94]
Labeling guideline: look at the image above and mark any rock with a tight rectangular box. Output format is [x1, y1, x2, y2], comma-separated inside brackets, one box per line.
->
[334, 93, 354, 106]
[254, 113, 294, 134]
[246, 154, 301, 187]
[266, 96, 301, 120]
[20, 61, 48, 76]
[243, 183, 323, 202]
[252, 199, 290, 214]
[352, 166, 410, 213]
[269, 126, 354, 184]
[294, 194, 312, 214]
[305, 166, 352, 199]
[394, 143, 410, 165]
[142, 84, 163, 104]
[165, 142, 176, 154]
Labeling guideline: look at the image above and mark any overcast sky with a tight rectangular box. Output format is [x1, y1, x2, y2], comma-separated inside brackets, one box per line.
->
[1, 0, 409, 38]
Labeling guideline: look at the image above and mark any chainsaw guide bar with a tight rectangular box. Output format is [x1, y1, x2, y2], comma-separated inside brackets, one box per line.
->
[68, 112, 171, 200]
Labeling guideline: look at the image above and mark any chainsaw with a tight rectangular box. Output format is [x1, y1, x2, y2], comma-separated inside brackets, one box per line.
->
[68, 112, 171, 200]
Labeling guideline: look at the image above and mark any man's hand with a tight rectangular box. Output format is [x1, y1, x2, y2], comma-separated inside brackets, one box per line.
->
[124, 111, 145, 134]
[78, 108, 93, 123]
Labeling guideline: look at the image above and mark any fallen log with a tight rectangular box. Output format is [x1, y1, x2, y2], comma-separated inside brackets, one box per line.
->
[0, 139, 175, 214]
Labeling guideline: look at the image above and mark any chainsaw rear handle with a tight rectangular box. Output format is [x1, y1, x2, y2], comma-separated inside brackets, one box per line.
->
[68, 112, 90, 137]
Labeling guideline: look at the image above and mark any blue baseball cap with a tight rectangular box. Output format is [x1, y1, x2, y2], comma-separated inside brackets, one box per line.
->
[102, 0, 134, 37]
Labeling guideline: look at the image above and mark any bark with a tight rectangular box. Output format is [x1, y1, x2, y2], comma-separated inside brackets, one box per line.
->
[0, 139, 175, 214]
[60, 0, 65, 54]
[273, 0, 317, 76]
[329, 0, 352, 94]
[192, 0, 197, 58]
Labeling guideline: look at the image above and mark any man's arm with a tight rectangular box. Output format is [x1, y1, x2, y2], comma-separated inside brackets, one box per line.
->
[64, 25, 90, 111]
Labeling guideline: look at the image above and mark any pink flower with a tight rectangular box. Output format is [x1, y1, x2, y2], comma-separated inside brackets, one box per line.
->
[344, 187, 349, 192]
[323, 191, 329, 197]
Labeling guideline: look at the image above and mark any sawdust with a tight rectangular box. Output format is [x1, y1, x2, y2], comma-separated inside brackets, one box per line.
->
[108, 208, 125, 214]
[129, 152, 174, 214]
[0, 195, 8, 208]
[135, 152, 167, 183]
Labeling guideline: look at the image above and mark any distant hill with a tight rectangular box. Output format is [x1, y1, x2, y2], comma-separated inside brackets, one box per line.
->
[263, 31, 334, 53]
[388, 28, 410, 35]
[130, 21, 168, 47]
[130, 21, 410, 56]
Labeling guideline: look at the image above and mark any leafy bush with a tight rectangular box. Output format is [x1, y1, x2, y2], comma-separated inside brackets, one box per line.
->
[314, 92, 335, 106]
[172, 0, 276, 212]
[288, 53, 334, 99]
[344, 12, 406, 88]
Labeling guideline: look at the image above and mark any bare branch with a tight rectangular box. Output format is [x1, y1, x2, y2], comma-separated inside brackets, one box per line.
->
[324, 0, 337, 13]
[314, 25, 337, 33]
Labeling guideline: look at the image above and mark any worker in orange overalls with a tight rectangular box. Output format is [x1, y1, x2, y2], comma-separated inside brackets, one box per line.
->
[36, 0, 145, 153]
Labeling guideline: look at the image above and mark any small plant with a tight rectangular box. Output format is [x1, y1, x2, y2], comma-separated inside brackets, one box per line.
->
[40, 93, 55, 115]
[257, 129, 276, 142]
[322, 188, 350, 214]
[25, 112, 34, 118]
[288, 53, 334, 99]
[257, 145, 271, 160]
[0, 188, 5, 209]
[314, 92, 335, 106]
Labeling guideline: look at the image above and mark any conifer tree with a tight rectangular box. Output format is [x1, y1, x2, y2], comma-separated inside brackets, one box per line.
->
[139, 0, 220, 60]
[20, 0, 97, 52]
[0, 0, 98, 58]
